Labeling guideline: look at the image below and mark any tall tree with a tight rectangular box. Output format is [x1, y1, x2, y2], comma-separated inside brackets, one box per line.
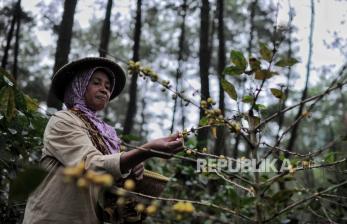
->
[197, 0, 211, 149]
[12, 0, 22, 80]
[287, 0, 315, 152]
[123, 0, 142, 136]
[275, 1, 295, 191]
[139, 83, 148, 137]
[170, 0, 187, 133]
[1, 0, 21, 71]
[214, 0, 226, 155]
[276, 3, 295, 144]
[99, 0, 113, 57]
[46, 0, 78, 109]
[247, 0, 258, 56]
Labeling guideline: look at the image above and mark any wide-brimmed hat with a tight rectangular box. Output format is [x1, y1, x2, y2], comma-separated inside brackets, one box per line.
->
[51, 57, 126, 102]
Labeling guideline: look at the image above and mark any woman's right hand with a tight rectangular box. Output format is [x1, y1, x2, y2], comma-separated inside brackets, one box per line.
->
[120, 133, 184, 173]
[142, 132, 184, 158]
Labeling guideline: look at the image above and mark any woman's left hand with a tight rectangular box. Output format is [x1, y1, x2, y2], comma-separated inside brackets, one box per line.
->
[131, 162, 144, 180]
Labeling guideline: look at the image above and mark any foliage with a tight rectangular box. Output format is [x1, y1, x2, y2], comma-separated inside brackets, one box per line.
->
[127, 33, 347, 223]
[0, 68, 48, 223]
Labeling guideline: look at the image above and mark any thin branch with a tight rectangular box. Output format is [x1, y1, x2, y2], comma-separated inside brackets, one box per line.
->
[320, 193, 347, 200]
[261, 136, 341, 159]
[121, 141, 197, 163]
[255, 79, 347, 130]
[110, 187, 256, 222]
[317, 195, 347, 208]
[264, 179, 347, 222]
[308, 207, 335, 223]
[214, 170, 254, 195]
[265, 158, 346, 185]
[321, 204, 337, 224]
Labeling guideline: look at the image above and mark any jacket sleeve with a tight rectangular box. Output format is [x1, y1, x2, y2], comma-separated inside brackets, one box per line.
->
[43, 110, 129, 179]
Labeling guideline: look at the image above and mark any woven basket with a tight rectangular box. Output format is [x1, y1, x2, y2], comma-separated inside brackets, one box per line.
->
[135, 169, 169, 197]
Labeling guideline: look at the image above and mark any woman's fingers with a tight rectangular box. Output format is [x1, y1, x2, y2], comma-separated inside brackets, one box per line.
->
[134, 170, 143, 180]
[132, 163, 144, 180]
[133, 163, 144, 173]
[166, 132, 181, 141]
[167, 139, 183, 149]
[173, 145, 185, 154]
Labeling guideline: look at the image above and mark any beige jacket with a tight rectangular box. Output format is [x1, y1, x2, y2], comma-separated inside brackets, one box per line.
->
[23, 110, 127, 224]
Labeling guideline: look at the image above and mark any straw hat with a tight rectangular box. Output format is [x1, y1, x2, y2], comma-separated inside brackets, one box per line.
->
[51, 57, 126, 102]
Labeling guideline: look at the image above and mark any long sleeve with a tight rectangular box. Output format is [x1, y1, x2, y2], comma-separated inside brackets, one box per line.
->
[43, 110, 126, 179]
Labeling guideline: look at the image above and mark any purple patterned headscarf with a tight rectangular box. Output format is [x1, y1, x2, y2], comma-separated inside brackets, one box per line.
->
[63, 67, 121, 154]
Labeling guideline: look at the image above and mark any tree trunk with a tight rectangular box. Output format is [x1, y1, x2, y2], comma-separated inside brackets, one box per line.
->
[12, 0, 21, 80]
[197, 0, 210, 149]
[276, 2, 294, 191]
[247, 0, 258, 56]
[235, 0, 258, 157]
[139, 82, 148, 137]
[99, 0, 113, 57]
[287, 0, 315, 152]
[1, 0, 20, 70]
[46, 0, 78, 109]
[214, 0, 226, 156]
[123, 0, 142, 136]
[171, 0, 187, 133]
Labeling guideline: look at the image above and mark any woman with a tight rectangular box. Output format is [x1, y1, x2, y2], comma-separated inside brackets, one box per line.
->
[23, 57, 184, 224]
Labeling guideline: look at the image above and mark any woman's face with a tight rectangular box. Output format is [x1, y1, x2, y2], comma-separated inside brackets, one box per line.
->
[85, 70, 111, 111]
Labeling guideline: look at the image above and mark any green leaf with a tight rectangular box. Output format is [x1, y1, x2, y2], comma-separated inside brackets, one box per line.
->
[199, 117, 209, 126]
[121, 134, 142, 142]
[185, 138, 197, 148]
[230, 50, 247, 71]
[223, 66, 244, 76]
[0, 67, 15, 87]
[248, 115, 260, 127]
[0, 86, 16, 121]
[242, 95, 254, 103]
[259, 43, 272, 62]
[9, 166, 47, 201]
[254, 104, 267, 111]
[24, 94, 39, 112]
[226, 186, 241, 206]
[30, 112, 48, 134]
[15, 90, 27, 112]
[279, 152, 285, 161]
[221, 79, 238, 101]
[270, 71, 279, 76]
[290, 158, 299, 166]
[270, 88, 284, 99]
[324, 151, 335, 163]
[249, 58, 261, 71]
[275, 57, 299, 67]
[281, 175, 295, 182]
[255, 70, 272, 80]
[240, 197, 255, 207]
[272, 189, 296, 203]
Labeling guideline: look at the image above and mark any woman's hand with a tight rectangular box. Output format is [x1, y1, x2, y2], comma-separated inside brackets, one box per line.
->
[143, 132, 184, 158]
[131, 162, 144, 180]
[120, 133, 184, 173]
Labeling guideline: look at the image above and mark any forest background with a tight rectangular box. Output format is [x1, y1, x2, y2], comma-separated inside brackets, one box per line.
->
[1, 0, 347, 223]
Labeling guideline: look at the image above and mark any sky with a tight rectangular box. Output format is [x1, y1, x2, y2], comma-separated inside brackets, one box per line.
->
[276, 0, 346, 87]
[18, 0, 347, 87]
[13, 0, 347, 138]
